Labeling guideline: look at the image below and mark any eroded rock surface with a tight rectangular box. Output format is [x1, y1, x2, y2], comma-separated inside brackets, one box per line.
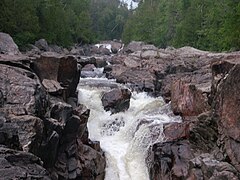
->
[101, 88, 131, 114]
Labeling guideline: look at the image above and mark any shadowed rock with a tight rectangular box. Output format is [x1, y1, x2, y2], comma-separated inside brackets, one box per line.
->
[101, 88, 131, 114]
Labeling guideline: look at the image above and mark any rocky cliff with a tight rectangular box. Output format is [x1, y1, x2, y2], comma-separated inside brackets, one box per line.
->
[0, 33, 105, 180]
[105, 41, 240, 179]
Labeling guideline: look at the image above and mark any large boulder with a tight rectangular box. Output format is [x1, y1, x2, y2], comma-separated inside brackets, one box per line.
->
[0, 147, 50, 179]
[31, 52, 80, 98]
[6, 115, 44, 153]
[150, 139, 194, 180]
[0, 54, 106, 180]
[212, 60, 240, 171]
[124, 41, 145, 53]
[100, 40, 123, 54]
[115, 68, 156, 92]
[0, 63, 48, 117]
[171, 80, 210, 117]
[0, 32, 20, 55]
[101, 88, 131, 114]
[35, 39, 49, 51]
[187, 154, 239, 180]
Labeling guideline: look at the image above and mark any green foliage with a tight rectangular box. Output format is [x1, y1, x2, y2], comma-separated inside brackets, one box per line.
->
[90, 0, 130, 41]
[1, 0, 238, 51]
[123, 0, 240, 51]
[0, 0, 40, 46]
[0, 0, 130, 47]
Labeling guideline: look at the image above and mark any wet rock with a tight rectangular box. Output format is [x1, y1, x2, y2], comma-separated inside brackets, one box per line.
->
[31, 52, 80, 98]
[82, 64, 96, 71]
[49, 100, 73, 124]
[0, 90, 4, 107]
[73, 104, 90, 141]
[0, 46, 106, 180]
[77, 56, 96, 67]
[100, 40, 123, 54]
[81, 71, 101, 78]
[101, 88, 131, 114]
[42, 79, 64, 95]
[110, 41, 122, 54]
[0, 32, 20, 55]
[95, 57, 108, 68]
[116, 68, 156, 92]
[212, 61, 240, 171]
[6, 115, 44, 153]
[68, 157, 78, 172]
[91, 46, 111, 55]
[35, 39, 49, 51]
[187, 154, 239, 180]
[171, 80, 210, 117]
[150, 140, 194, 180]
[164, 122, 190, 141]
[79, 144, 106, 180]
[39, 130, 60, 168]
[189, 112, 218, 152]
[0, 63, 48, 117]
[0, 147, 50, 179]
[0, 113, 21, 150]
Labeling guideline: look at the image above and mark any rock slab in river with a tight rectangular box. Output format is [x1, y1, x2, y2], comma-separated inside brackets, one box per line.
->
[101, 88, 131, 114]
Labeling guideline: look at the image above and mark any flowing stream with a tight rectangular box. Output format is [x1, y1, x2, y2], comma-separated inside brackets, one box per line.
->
[78, 77, 181, 180]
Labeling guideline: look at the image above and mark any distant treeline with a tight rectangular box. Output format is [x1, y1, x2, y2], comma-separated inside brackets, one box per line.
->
[0, 0, 239, 51]
[0, 0, 130, 47]
[123, 0, 240, 51]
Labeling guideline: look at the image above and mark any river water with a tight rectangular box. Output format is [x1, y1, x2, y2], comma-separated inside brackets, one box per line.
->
[78, 77, 181, 180]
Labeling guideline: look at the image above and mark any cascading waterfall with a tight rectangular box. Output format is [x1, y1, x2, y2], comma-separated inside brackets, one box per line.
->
[78, 78, 181, 180]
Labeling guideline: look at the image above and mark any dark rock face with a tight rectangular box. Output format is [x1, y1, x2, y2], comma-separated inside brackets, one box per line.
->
[187, 154, 239, 180]
[0, 32, 106, 180]
[212, 61, 240, 171]
[116, 68, 156, 92]
[0, 63, 48, 117]
[171, 80, 210, 117]
[0, 147, 51, 179]
[42, 79, 65, 95]
[31, 52, 80, 98]
[149, 55, 240, 180]
[101, 88, 131, 114]
[150, 140, 194, 180]
[0, 32, 20, 55]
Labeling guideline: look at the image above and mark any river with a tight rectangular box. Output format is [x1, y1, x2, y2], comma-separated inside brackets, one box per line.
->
[78, 77, 181, 180]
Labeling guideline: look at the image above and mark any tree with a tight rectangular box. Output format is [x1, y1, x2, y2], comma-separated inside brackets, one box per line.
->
[0, 0, 40, 47]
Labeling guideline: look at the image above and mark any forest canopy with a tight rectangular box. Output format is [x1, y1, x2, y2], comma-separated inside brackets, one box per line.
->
[0, 0, 239, 51]
[123, 0, 240, 51]
[0, 0, 129, 47]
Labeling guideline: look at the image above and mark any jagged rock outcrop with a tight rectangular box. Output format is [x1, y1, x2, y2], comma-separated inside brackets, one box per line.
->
[0, 32, 20, 55]
[31, 52, 81, 99]
[0, 147, 51, 179]
[0, 34, 106, 180]
[171, 80, 210, 117]
[101, 88, 131, 114]
[211, 60, 240, 172]
[147, 48, 240, 179]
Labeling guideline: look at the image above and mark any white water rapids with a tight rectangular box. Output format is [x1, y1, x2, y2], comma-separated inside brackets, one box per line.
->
[78, 78, 181, 180]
